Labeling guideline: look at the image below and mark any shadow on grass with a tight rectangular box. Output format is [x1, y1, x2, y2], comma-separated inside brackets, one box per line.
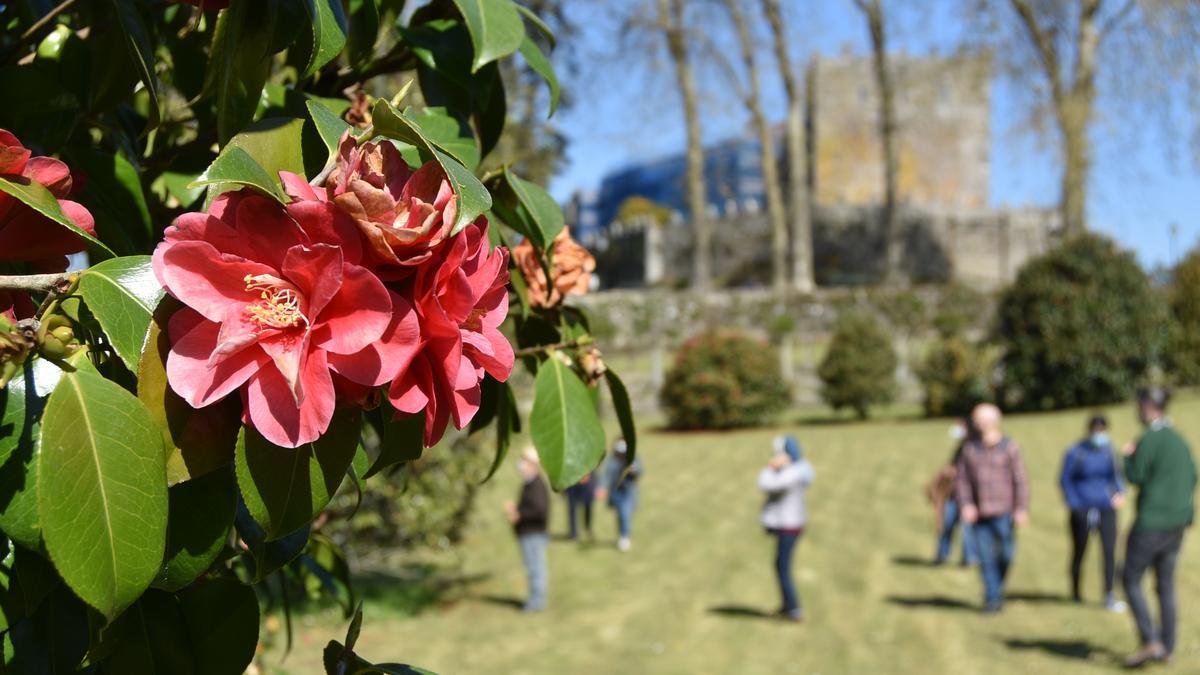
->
[890, 555, 936, 568]
[1006, 590, 1075, 605]
[477, 594, 525, 610]
[884, 595, 976, 611]
[1002, 638, 1121, 662]
[707, 605, 777, 621]
[354, 564, 491, 617]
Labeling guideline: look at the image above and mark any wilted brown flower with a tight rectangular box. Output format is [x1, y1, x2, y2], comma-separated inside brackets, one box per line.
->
[511, 227, 596, 308]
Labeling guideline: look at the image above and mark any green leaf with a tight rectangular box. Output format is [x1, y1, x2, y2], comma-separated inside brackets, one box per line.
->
[518, 37, 559, 116]
[38, 365, 167, 618]
[207, 0, 275, 146]
[104, 590, 194, 675]
[323, 639, 438, 675]
[605, 370, 637, 466]
[235, 410, 359, 540]
[530, 357, 606, 490]
[404, 106, 481, 171]
[178, 577, 260, 675]
[62, 146, 153, 256]
[300, 0, 349, 79]
[155, 469, 237, 592]
[450, 0, 525, 72]
[234, 505, 309, 581]
[110, 0, 161, 130]
[191, 117, 308, 203]
[0, 175, 113, 257]
[347, 0, 380, 68]
[7, 585, 89, 675]
[79, 255, 165, 373]
[0, 360, 62, 550]
[483, 382, 517, 483]
[502, 166, 564, 249]
[363, 407, 423, 479]
[370, 99, 492, 234]
[307, 99, 354, 157]
[515, 3, 555, 48]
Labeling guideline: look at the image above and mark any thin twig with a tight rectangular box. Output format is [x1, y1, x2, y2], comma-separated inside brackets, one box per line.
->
[13, 0, 79, 54]
[0, 272, 74, 292]
[514, 336, 593, 357]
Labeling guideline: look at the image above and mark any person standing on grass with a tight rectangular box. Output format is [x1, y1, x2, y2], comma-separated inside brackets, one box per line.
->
[1120, 387, 1197, 669]
[563, 470, 597, 542]
[927, 418, 978, 566]
[596, 438, 642, 552]
[504, 448, 551, 613]
[957, 403, 1030, 613]
[1059, 413, 1127, 611]
[758, 435, 815, 623]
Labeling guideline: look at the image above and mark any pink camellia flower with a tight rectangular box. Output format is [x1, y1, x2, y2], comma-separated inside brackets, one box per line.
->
[153, 190, 419, 448]
[0, 129, 96, 320]
[387, 219, 514, 446]
[283, 134, 456, 273]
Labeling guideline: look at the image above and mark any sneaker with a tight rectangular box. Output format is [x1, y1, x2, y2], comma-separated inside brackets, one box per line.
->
[981, 601, 1004, 614]
[617, 537, 632, 552]
[1123, 642, 1166, 669]
[777, 610, 804, 623]
[1105, 593, 1127, 613]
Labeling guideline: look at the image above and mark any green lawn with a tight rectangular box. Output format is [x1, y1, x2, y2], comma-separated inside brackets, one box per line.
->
[266, 395, 1200, 674]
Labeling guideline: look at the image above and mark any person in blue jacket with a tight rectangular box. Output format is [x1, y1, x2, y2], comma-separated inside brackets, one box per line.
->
[1059, 414, 1127, 611]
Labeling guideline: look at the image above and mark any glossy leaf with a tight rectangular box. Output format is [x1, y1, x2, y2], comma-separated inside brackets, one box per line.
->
[38, 365, 167, 618]
[363, 408, 423, 479]
[0, 360, 63, 550]
[62, 145, 153, 256]
[235, 410, 360, 540]
[405, 107, 481, 170]
[79, 255, 165, 373]
[503, 166, 564, 249]
[308, 99, 354, 157]
[110, 0, 161, 129]
[530, 357, 606, 490]
[514, 3, 555, 48]
[483, 382, 517, 483]
[518, 36, 559, 116]
[191, 117, 307, 203]
[0, 175, 113, 256]
[207, 0, 275, 145]
[234, 504, 310, 581]
[450, 0, 525, 72]
[104, 590, 194, 675]
[605, 370, 637, 466]
[324, 639, 438, 675]
[6, 585, 89, 675]
[300, 0, 349, 79]
[155, 469, 237, 592]
[178, 577, 260, 675]
[371, 99, 491, 234]
[347, 0, 380, 68]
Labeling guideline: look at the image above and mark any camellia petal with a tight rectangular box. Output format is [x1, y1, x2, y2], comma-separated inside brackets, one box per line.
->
[167, 312, 270, 408]
[243, 348, 336, 448]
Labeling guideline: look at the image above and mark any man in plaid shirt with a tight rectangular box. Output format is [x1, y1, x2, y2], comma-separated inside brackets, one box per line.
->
[956, 403, 1030, 613]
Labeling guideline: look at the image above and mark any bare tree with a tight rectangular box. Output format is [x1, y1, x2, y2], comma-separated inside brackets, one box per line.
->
[720, 0, 789, 292]
[852, 0, 903, 284]
[760, 0, 815, 293]
[656, 0, 713, 290]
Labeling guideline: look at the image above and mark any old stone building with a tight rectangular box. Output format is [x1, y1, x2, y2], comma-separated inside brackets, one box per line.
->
[567, 52, 1060, 291]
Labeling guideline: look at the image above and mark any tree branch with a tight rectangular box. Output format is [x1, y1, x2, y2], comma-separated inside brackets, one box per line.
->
[1100, 0, 1138, 37]
[0, 272, 74, 293]
[1009, 0, 1066, 107]
[12, 0, 79, 56]
[514, 336, 593, 357]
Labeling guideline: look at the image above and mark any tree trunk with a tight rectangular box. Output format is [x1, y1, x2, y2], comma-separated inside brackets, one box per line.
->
[859, 0, 903, 284]
[660, 0, 711, 290]
[725, 0, 789, 293]
[1060, 0, 1100, 237]
[761, 0, 815, 293]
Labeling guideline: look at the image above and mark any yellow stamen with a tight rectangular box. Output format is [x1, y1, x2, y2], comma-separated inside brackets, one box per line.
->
[243, 274, 308, 329]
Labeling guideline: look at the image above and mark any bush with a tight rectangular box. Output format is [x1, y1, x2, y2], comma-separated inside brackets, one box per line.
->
[818, 313, 898, 418]
[996, 233, 1167, 410]
[918, 337, 994, 417]
[661, 331, 790, 429]
[933, 284, 990, 338]
[1167, 249, 1200, 385]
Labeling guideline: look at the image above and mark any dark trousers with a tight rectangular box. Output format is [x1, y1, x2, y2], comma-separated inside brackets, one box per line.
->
[772, 530, 802, 616]
[1123, 528, 1185, 654]
[1069, 508, 1117, 599]
[974, 514, 1015, 606]
[566, 493, 592, 539]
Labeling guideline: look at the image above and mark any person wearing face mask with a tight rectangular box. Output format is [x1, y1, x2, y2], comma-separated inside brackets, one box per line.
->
[926, 418, 979, 566]
[759, 435, 815, 622]
[1059, 414, 1126, 611]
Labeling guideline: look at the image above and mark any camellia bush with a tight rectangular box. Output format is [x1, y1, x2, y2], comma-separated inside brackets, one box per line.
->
[1167, 248, 1200, 385]
[660, 331, 790, 430]
[917, 336, 994, 418]
[0, 1, 633, 672]
[996, 233, 1165, 410]
[817, 312, 898, 419]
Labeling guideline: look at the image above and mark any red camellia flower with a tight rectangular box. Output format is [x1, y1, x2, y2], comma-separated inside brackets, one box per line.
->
[152, 191, 419, 448]
[284, 133, 456, 272]
[0, 129, 96, 320]
[387, 220, 514, 446]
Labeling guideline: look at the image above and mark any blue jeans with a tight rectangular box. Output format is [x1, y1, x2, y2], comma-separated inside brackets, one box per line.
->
[774, 531, 802, 616]
[565, 490, 593, 539]
[611, 488, 638, 538]
[973, 514, 1015, 606]
[518, 533, 548, 610]
[937, 499, 979, 564]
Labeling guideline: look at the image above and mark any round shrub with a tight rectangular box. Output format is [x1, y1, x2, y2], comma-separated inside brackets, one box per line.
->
[661, 331, 790, 429]
[918, 337, 994, 417]
[996, 233, 1167, 410]
[818, 313, 898, 419]
[1167, 248, 1200, 385]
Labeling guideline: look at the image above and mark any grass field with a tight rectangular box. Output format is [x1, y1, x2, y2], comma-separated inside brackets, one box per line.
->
[266, 395, 1200, 675]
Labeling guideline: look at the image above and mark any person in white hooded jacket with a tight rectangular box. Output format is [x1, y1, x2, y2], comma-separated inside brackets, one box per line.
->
[759, 435, 815, 622]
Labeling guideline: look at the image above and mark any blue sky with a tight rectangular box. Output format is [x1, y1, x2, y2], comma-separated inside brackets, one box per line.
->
[545, 1, 1200, 270]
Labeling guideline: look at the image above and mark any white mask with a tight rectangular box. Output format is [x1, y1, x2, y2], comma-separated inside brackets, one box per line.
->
[949, 425, 967, 441]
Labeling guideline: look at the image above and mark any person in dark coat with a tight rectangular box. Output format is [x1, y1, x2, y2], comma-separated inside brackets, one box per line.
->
[1059, 413, 1126, 610]
[504, 448, 550, 612]
[564, 470, 597, 541]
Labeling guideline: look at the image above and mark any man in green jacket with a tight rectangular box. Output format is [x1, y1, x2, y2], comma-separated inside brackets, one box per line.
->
[1121, 387, 1197, 668]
